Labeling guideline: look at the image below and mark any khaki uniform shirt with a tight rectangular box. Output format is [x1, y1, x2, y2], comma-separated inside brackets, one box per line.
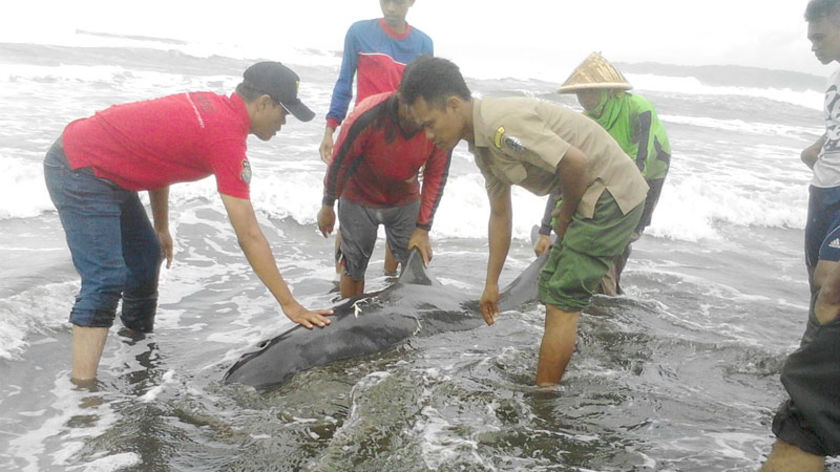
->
[470, 97, 648, 218]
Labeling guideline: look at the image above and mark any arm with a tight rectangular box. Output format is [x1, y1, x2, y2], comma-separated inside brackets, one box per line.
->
[630, 102, 671, 232]
[552, 145, 590, 239]
[149, 187, 173, 268]
[321, 27, 360, 163]
[319, 113, 369, 236]
[802, 135, 827, 169]
[637, 177, 665, 233]
[317, 153, 342, 238]
[409, 146, 453, 264]
[221, 194, 332, 328]
[534, 192, 559, 256]
[630, 97, 672, 181]
[539, 192, 558, 235]
[633, 110, 654, 172]
[320, 127, 338, 165]
[480, 186, 512, 325]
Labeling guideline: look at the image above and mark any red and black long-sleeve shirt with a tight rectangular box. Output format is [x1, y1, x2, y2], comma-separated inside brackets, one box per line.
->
[323, 92, 451, 230]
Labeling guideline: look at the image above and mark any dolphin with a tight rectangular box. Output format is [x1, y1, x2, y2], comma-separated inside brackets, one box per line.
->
[223, 248, 548, 390]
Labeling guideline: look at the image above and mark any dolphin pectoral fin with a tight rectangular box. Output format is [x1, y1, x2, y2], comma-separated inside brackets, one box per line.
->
[397, 248, 440, 286]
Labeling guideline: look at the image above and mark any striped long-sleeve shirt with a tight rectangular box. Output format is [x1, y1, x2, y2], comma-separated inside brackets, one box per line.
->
[326, 18, 433, 130]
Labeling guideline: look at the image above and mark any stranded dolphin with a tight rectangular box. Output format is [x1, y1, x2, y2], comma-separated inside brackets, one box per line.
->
[223, 248, 548, 390]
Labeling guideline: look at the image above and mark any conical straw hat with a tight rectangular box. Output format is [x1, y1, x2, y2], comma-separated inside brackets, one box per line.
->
[556, 52, 632, 93]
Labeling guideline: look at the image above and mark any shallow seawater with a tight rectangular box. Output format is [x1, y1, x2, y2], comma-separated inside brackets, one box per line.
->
[0, 212, 823, 472]
[1, 41, 838, 471]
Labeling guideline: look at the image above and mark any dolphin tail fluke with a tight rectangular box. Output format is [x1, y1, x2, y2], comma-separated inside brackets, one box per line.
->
[497, 251, 548, 312]
[530, 224, 541, 246]
[497, 225, 552, 312]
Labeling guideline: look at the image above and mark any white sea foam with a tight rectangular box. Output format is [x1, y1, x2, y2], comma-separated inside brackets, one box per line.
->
[6, 29, 822, 107]
[415, 405, 487, 470]
[65, 453, 142, 472]
[139, 370, 177, 403]
[0, 37, 820, 245]
[649, 172, 808, 242]
[0, 282, 76, 360]
[6, 376, 121, 472]
[628, 73, 824, 111]
[0, 142, 811, 247]
[0, 39, 817, 258]
[659, 113, 821, 140]
[0, 155, 55, 219]
[0, 63, 238, 98]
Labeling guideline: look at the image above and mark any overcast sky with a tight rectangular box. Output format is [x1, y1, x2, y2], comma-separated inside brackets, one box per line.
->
[3, 1, 832, 77]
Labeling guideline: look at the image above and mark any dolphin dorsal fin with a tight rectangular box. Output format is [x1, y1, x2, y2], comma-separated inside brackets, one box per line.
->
[398, 249, 438, 286]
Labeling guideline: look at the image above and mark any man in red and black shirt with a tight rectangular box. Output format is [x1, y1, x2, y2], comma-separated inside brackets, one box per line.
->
[317, 91, 451, 298]
[320, 0, 433, 276]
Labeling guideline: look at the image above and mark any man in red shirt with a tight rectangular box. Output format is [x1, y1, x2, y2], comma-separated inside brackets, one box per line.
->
[44, 62, 333, 386]
[317, 91, 451, 298]
[320, 0, 433, 276]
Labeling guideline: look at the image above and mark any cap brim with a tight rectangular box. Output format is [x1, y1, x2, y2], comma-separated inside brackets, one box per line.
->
[281, 100, 315, 122]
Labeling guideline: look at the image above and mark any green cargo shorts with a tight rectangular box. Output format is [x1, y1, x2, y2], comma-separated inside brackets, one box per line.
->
[538, 190, 643, 312]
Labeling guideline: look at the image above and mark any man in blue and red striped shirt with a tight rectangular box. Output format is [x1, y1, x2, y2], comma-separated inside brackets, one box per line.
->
[317, 91, 451, 298]
[319, 1, 433, 163]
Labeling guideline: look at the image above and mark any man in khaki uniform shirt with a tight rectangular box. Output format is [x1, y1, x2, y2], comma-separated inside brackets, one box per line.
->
[400, 56, 648, 386]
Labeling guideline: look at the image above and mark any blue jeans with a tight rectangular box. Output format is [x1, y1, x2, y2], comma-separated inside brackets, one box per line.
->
[805, 185, 840, 271]
[43, 139, 161, 331]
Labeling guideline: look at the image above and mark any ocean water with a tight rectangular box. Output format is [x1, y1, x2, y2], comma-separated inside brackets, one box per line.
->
[0, 34, 836, 471]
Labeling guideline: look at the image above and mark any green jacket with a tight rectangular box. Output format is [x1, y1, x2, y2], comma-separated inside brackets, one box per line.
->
[586, 92, 671, 181]
[539, 92, 671, 235]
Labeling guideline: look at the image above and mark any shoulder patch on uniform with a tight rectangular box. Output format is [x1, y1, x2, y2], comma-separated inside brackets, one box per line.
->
[493, 126, 506, 149]
[241, 160, 252, 184]
[493, 125, 526, 153]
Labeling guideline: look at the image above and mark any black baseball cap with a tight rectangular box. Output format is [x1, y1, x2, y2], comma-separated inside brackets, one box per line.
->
[243, 62, 315, 122]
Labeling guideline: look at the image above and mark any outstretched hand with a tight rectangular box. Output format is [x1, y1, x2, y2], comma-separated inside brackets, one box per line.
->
[282, 302, 334, 329]
[317, 205, 336, 237]
[407, 228, 432, 265]
[480, 283, 500, 326]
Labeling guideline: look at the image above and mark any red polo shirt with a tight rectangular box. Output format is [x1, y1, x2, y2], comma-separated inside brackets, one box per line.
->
[62, 92, 252, 199]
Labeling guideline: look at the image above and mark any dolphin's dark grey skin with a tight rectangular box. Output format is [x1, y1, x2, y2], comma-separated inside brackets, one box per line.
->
[223, 249, 548, 390]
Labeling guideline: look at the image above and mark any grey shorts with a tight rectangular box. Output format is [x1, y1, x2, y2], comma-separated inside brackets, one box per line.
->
[337, 198, 420, 281]
[772, 297, 840, 456]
